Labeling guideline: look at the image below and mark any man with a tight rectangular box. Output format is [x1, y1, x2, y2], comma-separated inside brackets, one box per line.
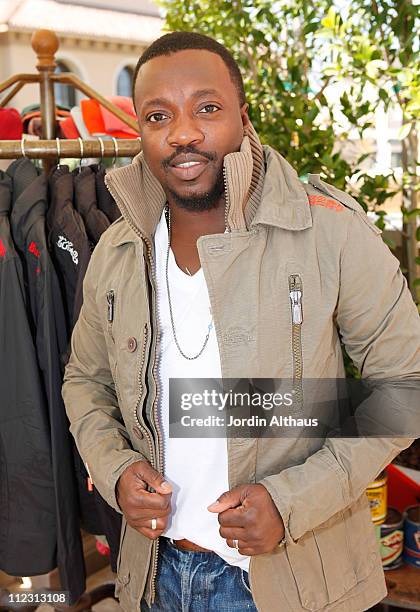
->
[63, 32, 420, 612]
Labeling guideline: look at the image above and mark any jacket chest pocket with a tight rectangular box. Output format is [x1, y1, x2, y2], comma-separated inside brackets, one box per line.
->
[103, 288, 149, 419]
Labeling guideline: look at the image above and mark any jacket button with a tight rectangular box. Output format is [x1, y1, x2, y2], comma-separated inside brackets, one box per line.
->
[133, 426, 143, 439]
[127, 337, 137, 352]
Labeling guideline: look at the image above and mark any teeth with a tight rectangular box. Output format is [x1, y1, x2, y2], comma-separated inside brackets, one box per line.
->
[176, 161, 201, 168]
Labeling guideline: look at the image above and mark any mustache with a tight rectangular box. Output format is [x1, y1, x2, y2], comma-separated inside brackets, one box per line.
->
[161, 146, 218, 169]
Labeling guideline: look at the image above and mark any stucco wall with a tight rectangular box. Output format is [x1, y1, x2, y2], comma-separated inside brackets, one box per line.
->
[0, 30, 145, 112]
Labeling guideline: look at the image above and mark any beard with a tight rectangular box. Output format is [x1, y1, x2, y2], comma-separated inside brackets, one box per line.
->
[167, 167, 225, 212]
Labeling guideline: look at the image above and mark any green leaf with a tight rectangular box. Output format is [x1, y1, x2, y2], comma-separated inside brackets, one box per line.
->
[398, 123, 412, 140]
[406, 208, 420, 219]
[304, 21, 319, 35]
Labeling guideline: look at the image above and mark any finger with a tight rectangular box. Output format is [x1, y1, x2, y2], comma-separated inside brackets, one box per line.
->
[219, 526, 247, 542]
[218, 507, 247, 528]
[129, 490, 171, 511]
[132, 516, 167, 531]
[208, 486, 244, 513]
[134, 463, 172, 495]
[225, 539, 259, 556]
[129, 505, 171, 522]
[226, 537, 246, 552]
[235, 546, 258, 556]
[137, 526, 166, 540]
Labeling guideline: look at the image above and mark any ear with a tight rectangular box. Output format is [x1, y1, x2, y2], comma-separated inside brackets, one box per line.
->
[240, 103, 250, 129]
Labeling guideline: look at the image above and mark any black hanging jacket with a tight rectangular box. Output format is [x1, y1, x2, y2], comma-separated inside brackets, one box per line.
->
[47, 165, 91, 332]
[0, 170, 57, 576]
[8, 159, 85, 605]
[92, 165, 121, 224]
[47, 165, 122, 568]
[73, 166, 110, 245]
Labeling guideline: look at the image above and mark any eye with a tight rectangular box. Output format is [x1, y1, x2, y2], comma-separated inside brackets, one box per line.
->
[199, 104, 220, 114]
[147, 112, 168, 123]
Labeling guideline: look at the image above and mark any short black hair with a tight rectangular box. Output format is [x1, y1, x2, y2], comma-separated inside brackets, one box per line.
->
[132, 31, 246, 107]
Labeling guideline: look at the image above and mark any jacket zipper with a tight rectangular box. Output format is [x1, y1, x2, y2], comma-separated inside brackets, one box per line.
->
[132, 323, 151, 442]
[288, 274, 303, 406]
[104, 180, 163, 603]
[145, 249, 164, 603]
[223, 166, 231, 232]
[106, 290, 115, 339]
[107, 172, 230, 602]
[106, 288, 123, 403]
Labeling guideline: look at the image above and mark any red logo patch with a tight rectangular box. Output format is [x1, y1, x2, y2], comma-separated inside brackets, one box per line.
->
[0, 239, 6, 258]
[308, 195, 344, 212]
[28, 241, 40, 258]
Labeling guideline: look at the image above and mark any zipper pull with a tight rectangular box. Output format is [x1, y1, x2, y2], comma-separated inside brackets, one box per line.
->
[85, 462, 94, 492]
[290, 290, 303, 324]
[106, 290, 114, 323]
[289, 274, 303, 324]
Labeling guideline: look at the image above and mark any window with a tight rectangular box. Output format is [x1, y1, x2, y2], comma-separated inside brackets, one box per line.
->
[54, 60, 77, 109]
[117, 65, 134, 97]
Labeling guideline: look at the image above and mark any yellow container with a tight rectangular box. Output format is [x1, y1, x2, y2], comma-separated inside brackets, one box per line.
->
[366, 471, 387, 525]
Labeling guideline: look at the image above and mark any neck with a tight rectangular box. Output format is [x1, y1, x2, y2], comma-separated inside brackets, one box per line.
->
[167, 195, 226, 244]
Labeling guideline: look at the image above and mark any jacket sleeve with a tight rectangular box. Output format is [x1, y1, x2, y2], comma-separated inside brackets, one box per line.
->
[62, 247, 147, 514]
[259, 207, 420, 544]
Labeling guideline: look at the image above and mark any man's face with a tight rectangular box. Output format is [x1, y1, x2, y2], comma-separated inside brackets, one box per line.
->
[134, 49, 249, 211]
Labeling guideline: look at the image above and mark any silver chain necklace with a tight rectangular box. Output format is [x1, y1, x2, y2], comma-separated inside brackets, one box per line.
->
[165, 205, 214, 360]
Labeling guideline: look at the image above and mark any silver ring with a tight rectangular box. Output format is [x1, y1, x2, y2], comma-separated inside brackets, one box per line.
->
[233, 539, 239, 550]
[151, 518, 157, 530]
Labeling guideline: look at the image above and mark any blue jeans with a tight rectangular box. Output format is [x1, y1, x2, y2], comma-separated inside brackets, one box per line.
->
[140, 538, 257, 611]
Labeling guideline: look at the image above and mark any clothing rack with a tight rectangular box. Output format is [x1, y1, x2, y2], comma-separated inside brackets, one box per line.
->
[0, 27, 133, 612]
[0, 137, 141, 161]
[0, 28, 142, 172]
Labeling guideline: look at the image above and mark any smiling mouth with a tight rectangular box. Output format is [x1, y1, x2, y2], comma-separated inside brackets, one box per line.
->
[168, 159, 209, 181]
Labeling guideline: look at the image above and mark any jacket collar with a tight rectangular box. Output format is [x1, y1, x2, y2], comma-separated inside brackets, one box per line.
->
[253, 146, 312, 232]
[7, 160, 48, 250]
[105, 124, 311, 247]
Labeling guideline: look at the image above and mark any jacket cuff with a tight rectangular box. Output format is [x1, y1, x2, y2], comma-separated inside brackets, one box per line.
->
[258, 477, 295, 546]
[84, 439, 148, 514]
[257, 447, 346, 543]
[107, 451, 149, 514]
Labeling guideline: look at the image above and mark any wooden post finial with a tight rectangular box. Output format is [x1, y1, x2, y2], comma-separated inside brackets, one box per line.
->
[31, 29, 59, 71]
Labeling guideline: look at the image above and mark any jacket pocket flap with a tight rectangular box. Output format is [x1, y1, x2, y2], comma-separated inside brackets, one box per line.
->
[286, 511, 357, 610]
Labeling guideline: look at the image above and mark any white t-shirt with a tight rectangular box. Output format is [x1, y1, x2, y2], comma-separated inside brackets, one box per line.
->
[154, 209, 250, 570]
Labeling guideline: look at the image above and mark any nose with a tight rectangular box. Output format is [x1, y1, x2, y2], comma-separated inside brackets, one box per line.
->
[167, 112, 204, 148]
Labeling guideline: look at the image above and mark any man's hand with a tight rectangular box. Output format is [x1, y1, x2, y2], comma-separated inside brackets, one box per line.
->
[116, 460, 172, 540]
[208, 484, 284, 555]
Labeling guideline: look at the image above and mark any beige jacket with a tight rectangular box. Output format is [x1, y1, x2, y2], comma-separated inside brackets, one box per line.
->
[63, 128, 420, 612]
